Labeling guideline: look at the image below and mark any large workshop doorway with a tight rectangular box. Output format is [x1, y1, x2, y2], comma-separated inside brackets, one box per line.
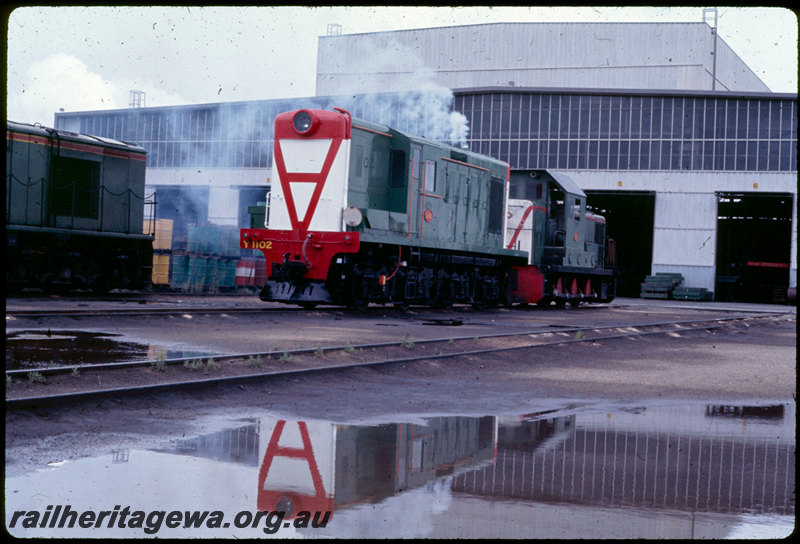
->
[715, 192, 793, 303]
[586, 191, 655, 298]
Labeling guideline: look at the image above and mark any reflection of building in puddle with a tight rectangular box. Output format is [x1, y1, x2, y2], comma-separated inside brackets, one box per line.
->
[158, 423, 261, 466]
[447, 403, 794, 537]
[111, 449, 130, 463]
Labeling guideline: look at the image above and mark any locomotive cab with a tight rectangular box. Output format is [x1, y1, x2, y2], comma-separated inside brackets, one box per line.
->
[507, 170, 616, 306]
[509, 170, 602, 269]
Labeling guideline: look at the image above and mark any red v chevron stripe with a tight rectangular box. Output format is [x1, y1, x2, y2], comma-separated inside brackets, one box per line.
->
[274, 138, 343, 231]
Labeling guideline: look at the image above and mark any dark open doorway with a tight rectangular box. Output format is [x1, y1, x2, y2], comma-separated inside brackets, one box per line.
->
[715, 192, 793, 303]
[586, 191, 656, 298]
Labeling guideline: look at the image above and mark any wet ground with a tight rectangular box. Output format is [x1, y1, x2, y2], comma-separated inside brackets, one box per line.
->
[5, 330, 214, 371]
[4, 297, 796, 538]
[5, 402, 795, 538]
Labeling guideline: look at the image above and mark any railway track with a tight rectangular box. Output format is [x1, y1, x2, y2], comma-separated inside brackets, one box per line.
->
[6, 312, 790, 408]
[4, 306, 290, 318]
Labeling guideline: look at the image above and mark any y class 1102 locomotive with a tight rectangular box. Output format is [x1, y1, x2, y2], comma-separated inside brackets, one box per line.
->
[240, 108, 616, 309]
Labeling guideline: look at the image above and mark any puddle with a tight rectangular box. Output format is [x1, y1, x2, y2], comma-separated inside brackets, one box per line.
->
[5, 330, 213, 370]
[5, 402, 794, 538]
[420, 318, 464, 326]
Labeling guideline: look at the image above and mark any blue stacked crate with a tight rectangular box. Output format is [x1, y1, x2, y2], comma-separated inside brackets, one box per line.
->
[174, 225, 242, 292]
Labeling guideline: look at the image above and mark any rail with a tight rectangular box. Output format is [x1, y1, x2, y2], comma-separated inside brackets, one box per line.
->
[6, 313, 791, 408]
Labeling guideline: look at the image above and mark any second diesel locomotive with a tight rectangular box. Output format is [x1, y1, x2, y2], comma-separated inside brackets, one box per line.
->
[240, 108, 615, 309]
[6, 120, 155, 293]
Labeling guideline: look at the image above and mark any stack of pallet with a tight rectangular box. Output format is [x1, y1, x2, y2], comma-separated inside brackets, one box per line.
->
[672, 286, 713, 301]
[640, 273, 684, 299]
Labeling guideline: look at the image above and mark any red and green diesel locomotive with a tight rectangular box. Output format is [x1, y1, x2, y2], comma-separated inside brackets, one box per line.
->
[241, 108, 615, 309]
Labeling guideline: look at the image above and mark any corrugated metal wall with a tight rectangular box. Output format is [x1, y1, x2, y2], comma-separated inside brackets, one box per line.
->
[317, 23, 770, 95]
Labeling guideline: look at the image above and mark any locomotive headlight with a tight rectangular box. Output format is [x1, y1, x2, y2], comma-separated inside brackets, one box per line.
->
[343, 206, 363, 227]
[292, 110, 314, 135]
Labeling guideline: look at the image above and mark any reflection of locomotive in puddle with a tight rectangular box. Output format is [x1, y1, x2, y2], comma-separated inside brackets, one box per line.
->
[168, 415, 497, 523]
[255, 416, 497, 521]
[163, 403, 792, 538]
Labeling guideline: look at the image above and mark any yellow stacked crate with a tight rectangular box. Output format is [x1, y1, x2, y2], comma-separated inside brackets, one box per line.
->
[146, 219, 174, 285]
[153, 219, 173, 250]
[152, 254, 171, 284]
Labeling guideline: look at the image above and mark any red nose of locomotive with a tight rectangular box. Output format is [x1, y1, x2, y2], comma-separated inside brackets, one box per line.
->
[240, 108, 360, 292]
[273, 108, 352, 141]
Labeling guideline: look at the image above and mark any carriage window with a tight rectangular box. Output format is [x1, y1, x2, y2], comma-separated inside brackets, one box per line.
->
[52, 156, 100, 219]
[574, 198, 582, 221]
[488, 177, 504, 234]
[424, 160, 436, 192]
[390, 150, 406, 187]
[412, 148, 421, 180]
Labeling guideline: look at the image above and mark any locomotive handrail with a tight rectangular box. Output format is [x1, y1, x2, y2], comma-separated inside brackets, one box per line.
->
[353, 124, 392, 138]
[5, 173, 47, 187]
[441, 156, 489, 172]
[7, 174, 149, 234]
[333, 107, 352, 138]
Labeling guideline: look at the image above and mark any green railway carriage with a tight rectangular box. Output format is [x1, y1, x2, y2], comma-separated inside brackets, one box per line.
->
[6, 120, 154, 293]
[241, 108, 616, 309]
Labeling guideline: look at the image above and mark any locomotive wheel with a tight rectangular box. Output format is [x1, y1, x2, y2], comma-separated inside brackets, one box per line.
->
[500, 272, 514, 308]
[434, 270, 454, 309]
[435, 296, 453, 310]
[347, 287, 369, 311]
[43, 276, 72, 294]
[91, 273, 112, 294]
[472, 272, 498, 310]
[347, 265, 369, 311]
[470, 272, 485, 310]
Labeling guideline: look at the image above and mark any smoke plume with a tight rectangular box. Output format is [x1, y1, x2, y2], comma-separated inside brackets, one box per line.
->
[316, 35, 470, 145]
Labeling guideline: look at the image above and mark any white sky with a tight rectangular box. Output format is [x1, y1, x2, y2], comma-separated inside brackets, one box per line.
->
[6, 6, 798, 126]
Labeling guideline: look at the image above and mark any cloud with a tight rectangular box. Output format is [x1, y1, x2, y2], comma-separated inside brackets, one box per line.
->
[7, 53, 121, 125]
[6, 52, 197, 126]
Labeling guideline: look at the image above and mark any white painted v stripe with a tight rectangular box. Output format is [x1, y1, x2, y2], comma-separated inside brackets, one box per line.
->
[289, 182, 316, 221]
